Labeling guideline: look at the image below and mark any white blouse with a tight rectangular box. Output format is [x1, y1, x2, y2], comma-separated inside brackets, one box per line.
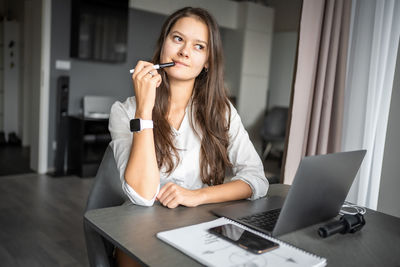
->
[108, 96, 269, 206]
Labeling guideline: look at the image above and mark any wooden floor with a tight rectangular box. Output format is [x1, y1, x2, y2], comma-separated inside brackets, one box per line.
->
[0, 173, 93, 266]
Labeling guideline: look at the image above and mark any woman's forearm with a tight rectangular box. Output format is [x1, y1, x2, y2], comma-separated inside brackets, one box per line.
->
[124, 128, 160, 200]
[197, 180, 252, 205]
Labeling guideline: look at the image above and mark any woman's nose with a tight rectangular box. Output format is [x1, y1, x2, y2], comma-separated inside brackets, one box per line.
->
[178, 45, 189, 57]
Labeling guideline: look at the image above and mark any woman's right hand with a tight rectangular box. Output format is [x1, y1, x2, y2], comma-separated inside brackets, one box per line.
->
[132, 60, 162, 119]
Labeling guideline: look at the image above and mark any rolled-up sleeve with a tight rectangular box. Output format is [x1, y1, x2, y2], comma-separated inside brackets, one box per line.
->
[108, 98, 159, 206]
[227, 104, 269, 200]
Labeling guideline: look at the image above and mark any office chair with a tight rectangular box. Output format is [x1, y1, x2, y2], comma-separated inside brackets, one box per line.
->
[260, 107, 288, 163]
[84, 145, 127, 267]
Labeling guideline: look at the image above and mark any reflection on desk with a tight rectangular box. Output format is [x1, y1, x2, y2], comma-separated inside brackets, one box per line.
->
[84, 184, 400, 266]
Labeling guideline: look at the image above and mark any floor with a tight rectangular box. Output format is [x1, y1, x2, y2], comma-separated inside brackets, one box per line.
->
[0, 173, 93, 267]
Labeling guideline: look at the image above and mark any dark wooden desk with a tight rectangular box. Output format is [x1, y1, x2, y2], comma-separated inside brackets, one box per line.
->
[84, 184, 400, 266]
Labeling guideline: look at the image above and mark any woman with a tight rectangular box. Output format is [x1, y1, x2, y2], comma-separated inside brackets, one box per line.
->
[110, 6, 269, 266]
[109, 6, 268, 210]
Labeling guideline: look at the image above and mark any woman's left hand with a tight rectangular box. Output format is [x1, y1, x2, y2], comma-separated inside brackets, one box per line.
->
[156, 182, 204, 208]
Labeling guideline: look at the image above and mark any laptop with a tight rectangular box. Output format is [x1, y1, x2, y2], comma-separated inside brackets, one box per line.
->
[212, 150, 366, 236]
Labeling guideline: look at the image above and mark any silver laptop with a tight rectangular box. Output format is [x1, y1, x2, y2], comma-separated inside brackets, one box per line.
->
[212, 150, 366, 236]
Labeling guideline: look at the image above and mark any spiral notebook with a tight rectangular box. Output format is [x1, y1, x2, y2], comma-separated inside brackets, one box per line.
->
[157, 217, 326, 267]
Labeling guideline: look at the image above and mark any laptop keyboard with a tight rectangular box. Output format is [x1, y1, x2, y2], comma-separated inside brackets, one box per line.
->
[238, 208, 281, 232]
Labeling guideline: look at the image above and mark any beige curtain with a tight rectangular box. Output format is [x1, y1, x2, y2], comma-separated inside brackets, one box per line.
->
[282, 0, 352, 184]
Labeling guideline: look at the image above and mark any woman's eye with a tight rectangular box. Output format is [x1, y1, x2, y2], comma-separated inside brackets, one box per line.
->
[195, 44, 204, 50]
[173, 35, 183, 42]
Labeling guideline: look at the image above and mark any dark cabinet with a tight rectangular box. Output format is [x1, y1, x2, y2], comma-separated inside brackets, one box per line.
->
[68, 115, 111, 177]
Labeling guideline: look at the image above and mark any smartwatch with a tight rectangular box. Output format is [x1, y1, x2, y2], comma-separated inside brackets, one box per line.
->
[130, 118, 153, 132]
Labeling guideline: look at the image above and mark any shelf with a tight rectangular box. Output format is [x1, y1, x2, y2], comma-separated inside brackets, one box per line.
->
[67, 116, 111, 177]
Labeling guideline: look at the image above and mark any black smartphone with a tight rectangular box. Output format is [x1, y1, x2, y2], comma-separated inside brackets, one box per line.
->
[208, 223, 279, 254]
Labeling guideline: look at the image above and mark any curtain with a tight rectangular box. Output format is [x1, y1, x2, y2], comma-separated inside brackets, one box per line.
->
[283, 0, 352, 184]
[342, 0, 400, 210]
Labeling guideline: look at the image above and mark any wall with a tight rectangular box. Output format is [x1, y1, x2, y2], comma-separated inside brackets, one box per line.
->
[48, 0, 166, 169]
[22, 0, 33, 147]
[267, 0, 302, 32]
[267, 31, 297, 109]
[3, 21, 20, 137]
[236, 3, 274, 132]
[29, 0, 43, 171]
[378, 42, 400, 218]
[266, 0, 301, 111]
[0, 0, 25, 139]
[130, 0, 238, 29]
[220, 27, 242, 99]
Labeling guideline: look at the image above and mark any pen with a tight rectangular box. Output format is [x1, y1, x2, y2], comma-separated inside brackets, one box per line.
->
[129, 62, 175, 74]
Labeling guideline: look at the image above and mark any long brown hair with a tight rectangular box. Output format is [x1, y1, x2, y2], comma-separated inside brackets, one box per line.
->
[151, 7, 232, 186]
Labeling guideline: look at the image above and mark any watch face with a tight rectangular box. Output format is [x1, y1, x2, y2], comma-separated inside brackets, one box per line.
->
[130, 119, 141, 132]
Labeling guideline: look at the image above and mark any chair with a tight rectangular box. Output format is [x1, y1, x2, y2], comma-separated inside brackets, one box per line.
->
[260, 107, 288, 162]
[84, 145, 127, 267]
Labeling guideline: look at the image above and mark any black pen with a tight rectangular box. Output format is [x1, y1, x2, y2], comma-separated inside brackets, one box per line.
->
[129, 62, 175, 74]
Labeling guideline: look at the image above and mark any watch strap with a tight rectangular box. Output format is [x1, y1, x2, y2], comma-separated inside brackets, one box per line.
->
[140, 119, 153, 130]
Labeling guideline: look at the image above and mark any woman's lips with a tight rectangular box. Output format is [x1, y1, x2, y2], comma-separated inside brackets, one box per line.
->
[173, 60, 189, 67]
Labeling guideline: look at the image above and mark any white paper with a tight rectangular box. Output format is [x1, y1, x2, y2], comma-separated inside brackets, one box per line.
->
[157, 218, 326, 267]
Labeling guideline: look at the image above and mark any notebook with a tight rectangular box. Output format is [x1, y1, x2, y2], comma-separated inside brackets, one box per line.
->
[212, 150, 366, 236]
[157, 217, 326, 267]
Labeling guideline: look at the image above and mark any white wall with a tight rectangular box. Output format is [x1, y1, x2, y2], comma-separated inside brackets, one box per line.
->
[236, 3, 274, 131]
[267, 31, 297, 109]
[220, 28, 242, 100]
[378, 42, 400, 218]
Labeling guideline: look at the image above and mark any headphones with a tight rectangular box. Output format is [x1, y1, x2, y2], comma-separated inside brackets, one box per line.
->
[339, 201, 366, 216]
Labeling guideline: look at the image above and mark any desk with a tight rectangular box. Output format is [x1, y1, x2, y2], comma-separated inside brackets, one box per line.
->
[84, 184, 400, 266]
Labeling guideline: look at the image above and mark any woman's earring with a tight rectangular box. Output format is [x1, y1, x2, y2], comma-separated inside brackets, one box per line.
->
[204, 67, 208, 73]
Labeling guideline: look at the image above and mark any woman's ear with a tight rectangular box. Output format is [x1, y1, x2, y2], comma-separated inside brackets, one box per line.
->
[204, 62, 209, 72]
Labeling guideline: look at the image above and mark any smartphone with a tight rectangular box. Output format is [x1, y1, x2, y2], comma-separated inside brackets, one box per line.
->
[208, 224, 279, 254]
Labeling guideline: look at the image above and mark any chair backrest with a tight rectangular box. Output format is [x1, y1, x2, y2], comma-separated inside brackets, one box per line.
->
[260, 107, 288, 139]
[84, 145, 127, 267]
